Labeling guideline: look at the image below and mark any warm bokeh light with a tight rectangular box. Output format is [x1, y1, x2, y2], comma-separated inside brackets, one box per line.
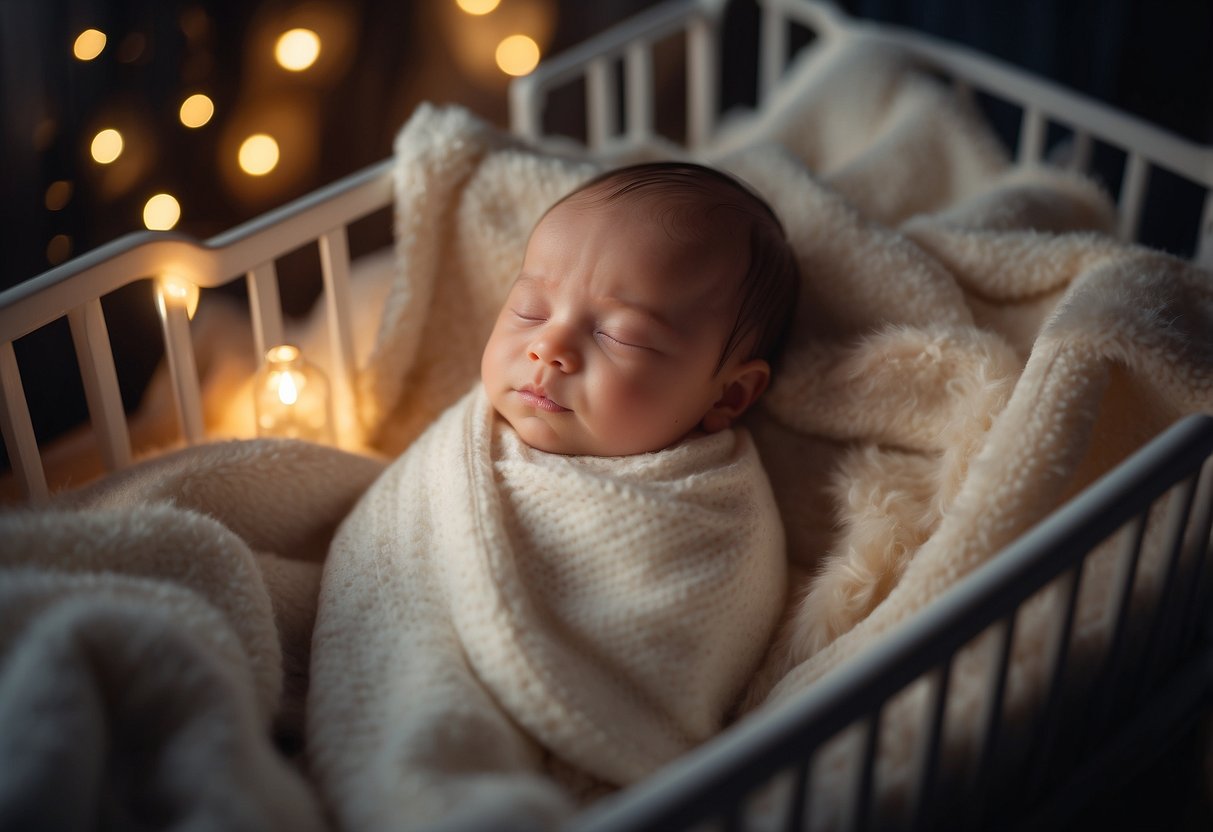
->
[46, 235, 73, 265]
[45, 181, 73, 211]
[180, 93, 215, 128]
[238, 134, 280, 176]
[457, 0, 501, 14]
[275, 28, 321, 71]
[73, 29, 107, 61]
[143, 193, 181, 230]
[90, 128, 124, 164]
[495, 34, 540, 76]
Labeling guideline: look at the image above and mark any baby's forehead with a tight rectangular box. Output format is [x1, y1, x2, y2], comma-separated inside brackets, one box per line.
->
[547, 183, 749, 251]
[526, 196, 749, 312]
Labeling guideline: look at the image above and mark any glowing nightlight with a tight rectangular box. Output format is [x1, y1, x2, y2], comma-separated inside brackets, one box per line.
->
[254, 345, 335, 443]
[239, 134, 280, 176]
[90, 128, 124, 164]
[74, 29, 107, 61]
[179, 93, 215, 128]
[143, 193, 181, 230]
[495, 35, 540, 77]
[155, 275, 200, 319]
[457, 0, 501, 14]
[275, 28, 321, 71]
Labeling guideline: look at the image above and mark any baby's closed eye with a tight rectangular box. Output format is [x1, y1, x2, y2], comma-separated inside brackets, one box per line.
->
[511, 308, 547, 323]
[595, 330, 654, 352]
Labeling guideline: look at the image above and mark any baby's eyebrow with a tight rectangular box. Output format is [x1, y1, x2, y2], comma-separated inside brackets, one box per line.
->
[513, 273, 557, 290]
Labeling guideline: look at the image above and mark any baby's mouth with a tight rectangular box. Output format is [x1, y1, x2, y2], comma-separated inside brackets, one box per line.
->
[517, 386, 570, 413]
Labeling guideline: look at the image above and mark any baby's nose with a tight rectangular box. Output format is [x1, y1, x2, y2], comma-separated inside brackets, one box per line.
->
[528, 330, 579, 372]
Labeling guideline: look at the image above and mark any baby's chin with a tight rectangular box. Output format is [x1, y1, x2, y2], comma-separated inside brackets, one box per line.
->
[504, 413, 582, 455]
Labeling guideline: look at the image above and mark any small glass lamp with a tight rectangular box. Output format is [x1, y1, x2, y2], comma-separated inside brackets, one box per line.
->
[253, 344, 335, 443]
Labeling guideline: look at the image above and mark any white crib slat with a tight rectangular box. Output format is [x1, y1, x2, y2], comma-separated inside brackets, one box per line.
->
[1134, 474, 1199, 703]
[1019, 565, 1083, 807]
[910, 661, 952, 832]
[67, 299, 131, 471]
[587, 57, 618, 151]
[1067, 130, 1093, 172]
[1118, 152, 1150, 241]
[760, 0, 788, 105]
[1177, 460, 1213, 653]
[780, 760, 810, 832]
[1017, 107, 1046, 164]
[966, 615, 1016, 828]
[319, 228, 359, 447]
[508, 76, 543, 142]
[1082, 514, 1148, 748]
[852, 710, 881, 831]
[0, 341, 49, 503]
[156, 290, 205, 445]
[625, 42, 655, 142]
[1196, 190, 1213, 270]
[246, 262, 285, 364]
[686, 13, 718, 149]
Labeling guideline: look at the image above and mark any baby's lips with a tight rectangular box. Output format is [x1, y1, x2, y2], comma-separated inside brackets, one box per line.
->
[517, 387, 570, 412]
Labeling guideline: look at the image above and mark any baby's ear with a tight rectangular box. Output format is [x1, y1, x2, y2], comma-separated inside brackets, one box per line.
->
[701, 359, 771, 433]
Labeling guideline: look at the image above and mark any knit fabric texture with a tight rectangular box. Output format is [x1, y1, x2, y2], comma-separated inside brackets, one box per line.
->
[308, 386, 786, 830]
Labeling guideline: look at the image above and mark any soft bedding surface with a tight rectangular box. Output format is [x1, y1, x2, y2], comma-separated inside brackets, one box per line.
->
[2, 30, 1211, 831]
[0, 439, 384, 830]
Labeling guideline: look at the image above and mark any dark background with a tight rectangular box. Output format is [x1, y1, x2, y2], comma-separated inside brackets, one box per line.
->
[1, 0, 1210, 458]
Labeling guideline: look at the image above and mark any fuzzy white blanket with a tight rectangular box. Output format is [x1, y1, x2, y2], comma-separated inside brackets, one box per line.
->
[309, 386, 785, 829]
[0, 439, 384, 830]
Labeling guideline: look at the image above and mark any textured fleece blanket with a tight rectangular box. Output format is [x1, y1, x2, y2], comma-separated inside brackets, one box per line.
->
[0, 439, 384, 830]
[309, 386, 785, 829]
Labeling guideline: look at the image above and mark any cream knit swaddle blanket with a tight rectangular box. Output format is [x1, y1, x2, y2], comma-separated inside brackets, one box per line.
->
[309, 386, 786, 830]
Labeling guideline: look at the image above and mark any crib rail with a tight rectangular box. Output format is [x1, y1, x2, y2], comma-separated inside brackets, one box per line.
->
[0, 159, 393, 502]
[511, 0, 1213, 266]
[509, 0, 729, 151]
[571, 413, 1213, 831]
[765, 0, 1213, 261]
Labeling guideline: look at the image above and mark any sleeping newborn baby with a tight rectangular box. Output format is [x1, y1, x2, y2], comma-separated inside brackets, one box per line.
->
[482, 161, 796, 455]
[311, 162, 800, 831]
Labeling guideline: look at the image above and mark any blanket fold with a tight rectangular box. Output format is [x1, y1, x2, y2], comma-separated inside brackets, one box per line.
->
[0, 439, 385, 831]
[309, 386, 786, 829]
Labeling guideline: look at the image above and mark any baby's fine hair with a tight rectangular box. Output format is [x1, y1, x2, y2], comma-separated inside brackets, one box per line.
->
[557, 161, 800, 375]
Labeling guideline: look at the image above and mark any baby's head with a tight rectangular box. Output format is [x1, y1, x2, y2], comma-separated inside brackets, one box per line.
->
[481, 161, 799, 456]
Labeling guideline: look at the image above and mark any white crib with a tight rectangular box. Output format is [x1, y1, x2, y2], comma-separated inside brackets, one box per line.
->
[2, 1, 1212, 829]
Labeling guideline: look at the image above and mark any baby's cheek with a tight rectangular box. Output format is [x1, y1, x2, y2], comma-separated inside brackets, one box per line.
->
[608, 374, 683, 428]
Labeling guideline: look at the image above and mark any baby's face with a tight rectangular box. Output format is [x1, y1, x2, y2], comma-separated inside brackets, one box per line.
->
[481, 198, 758, 456]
